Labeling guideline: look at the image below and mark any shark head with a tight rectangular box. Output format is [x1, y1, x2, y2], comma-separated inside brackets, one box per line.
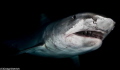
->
[42, 13, 115, 58]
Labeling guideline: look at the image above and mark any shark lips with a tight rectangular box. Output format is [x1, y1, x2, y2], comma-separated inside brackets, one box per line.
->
[74, 31, 104, 40]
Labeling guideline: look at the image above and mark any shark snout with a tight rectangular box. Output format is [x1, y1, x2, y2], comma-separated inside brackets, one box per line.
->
[93, 15, 115, 33]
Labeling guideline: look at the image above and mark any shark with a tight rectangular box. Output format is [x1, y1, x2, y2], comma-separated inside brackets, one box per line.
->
[1, 12, 115, 66]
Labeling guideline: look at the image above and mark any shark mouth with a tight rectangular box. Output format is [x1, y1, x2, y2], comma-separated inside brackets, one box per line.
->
[74, 31, 104, 40]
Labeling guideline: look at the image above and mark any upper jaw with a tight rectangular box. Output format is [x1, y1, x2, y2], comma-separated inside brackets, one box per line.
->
[73, 30, 107, 40]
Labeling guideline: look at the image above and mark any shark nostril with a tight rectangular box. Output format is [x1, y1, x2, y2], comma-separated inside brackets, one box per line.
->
[93, 21, 97, 24]
[92, 17, 97, 24]
[92, 17, 97, 21]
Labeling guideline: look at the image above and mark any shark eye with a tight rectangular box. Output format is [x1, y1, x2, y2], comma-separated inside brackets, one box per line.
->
[72, 15, 76, 19]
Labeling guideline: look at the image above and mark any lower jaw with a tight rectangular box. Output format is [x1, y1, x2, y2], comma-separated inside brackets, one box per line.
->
[75, 34, 103, 40]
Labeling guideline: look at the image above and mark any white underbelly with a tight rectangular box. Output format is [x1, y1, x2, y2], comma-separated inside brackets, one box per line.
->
[23, 44, 82, 58]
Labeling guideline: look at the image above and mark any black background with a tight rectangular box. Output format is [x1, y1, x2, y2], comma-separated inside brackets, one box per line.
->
[0, 1, 120, 70]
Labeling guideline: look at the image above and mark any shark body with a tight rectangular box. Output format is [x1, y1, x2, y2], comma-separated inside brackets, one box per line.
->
[1, 13, 115, 65]
[17, 13, 115, 58]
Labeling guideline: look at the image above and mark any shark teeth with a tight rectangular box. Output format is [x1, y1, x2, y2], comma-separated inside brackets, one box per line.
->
[74, 31, 104, 40]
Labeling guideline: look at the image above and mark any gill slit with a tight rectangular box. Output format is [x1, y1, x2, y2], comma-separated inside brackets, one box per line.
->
[44, 43, 54, 52]
[52, 23, 62, 51]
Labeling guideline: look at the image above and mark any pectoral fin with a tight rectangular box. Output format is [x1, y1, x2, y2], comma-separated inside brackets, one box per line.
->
[70, 56, 80, 66]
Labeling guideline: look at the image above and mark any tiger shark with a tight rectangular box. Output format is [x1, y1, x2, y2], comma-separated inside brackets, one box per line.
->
[2, 12, 115, 66]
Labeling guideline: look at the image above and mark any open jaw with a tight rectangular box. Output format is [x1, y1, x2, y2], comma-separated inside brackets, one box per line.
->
[74, 31, 104, 40]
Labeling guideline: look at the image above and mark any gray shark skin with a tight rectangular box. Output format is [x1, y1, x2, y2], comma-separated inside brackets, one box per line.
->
[1, 13, 115, 66]
[17, 13, 115, 58]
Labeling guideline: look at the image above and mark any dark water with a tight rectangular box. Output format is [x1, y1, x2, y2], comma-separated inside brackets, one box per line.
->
[0, 1, 119, 69]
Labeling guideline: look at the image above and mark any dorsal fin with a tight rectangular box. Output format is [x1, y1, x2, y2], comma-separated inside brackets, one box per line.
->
[40, 14, 51, 25]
